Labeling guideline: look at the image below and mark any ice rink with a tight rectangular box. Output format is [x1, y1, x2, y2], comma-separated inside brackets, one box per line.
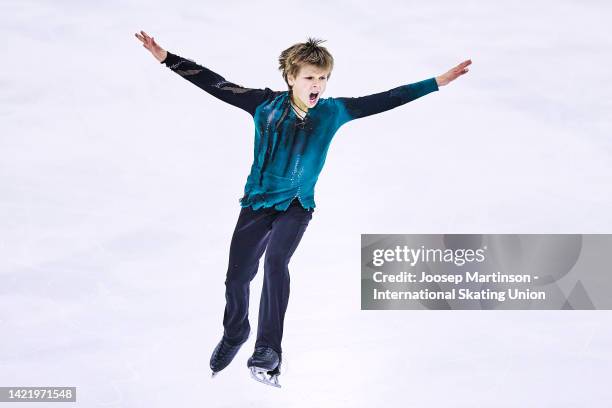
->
[2, 0, 611, 406]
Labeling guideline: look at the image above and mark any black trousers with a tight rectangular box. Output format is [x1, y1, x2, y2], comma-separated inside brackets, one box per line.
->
[222, 198, 314, 355]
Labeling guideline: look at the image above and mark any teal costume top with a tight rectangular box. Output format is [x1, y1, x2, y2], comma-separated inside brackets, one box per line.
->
[161, 51, 439, 211]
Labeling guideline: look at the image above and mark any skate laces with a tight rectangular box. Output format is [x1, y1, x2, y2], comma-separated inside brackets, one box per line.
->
[217, 338, 239, 359]
[253, 345, 275, 358]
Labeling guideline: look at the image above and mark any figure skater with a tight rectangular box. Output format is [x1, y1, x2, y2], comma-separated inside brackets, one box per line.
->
[135, 30, 471, 387]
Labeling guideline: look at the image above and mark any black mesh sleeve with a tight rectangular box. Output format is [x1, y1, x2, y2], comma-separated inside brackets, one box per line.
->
[334, 78, 439, 126]
[161, 51, 276, 116]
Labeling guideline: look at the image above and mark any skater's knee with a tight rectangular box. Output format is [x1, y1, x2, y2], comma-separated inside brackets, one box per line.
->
[225, 264, 258, 285]
[263, 255, 289, 273]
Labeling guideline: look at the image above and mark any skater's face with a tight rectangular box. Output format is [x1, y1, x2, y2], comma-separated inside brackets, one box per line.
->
[288, 63, 330, 110]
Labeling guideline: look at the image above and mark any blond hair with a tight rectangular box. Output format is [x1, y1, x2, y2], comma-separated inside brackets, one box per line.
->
[278, 37, 334, 89]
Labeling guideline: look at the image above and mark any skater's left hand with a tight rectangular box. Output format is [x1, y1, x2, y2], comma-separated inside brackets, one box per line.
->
[436, 59, 472, 87]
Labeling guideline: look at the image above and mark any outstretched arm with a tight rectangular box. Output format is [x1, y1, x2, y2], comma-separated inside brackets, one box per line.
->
[334, 59, 472, 126]
[334, 77, 439, 125]
[135, 30, 275, 116]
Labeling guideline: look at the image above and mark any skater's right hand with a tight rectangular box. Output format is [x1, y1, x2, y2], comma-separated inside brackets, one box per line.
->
[134, 30, 167, 63]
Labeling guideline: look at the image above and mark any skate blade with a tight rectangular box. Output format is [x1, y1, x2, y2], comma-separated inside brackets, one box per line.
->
[249, 366, 281, 388]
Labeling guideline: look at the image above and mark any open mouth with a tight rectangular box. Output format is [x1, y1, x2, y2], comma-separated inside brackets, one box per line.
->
[309, 92, 319, 103]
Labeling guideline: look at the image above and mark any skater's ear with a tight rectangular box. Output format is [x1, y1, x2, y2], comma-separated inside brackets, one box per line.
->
[287, 72, 296, 88]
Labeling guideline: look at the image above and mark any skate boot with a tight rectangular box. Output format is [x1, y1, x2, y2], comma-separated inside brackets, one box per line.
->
[247, 346, 282, 388]
[210, 336, 246, 377]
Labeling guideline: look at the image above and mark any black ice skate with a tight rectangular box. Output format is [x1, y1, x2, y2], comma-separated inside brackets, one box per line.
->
[247, 346, 282, 388]
[210, 336, 246, 377]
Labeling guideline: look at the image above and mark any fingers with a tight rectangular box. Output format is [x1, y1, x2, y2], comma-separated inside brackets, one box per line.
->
[452, 60, 471, 75]
[135, 35, 150, 50]
[137, 30, 160, 50]
[441, 60, 471, 85]
[449, 60, 471, 74]
[135, 32, 148, 43]
[135, 30, 158, 51]
[457, 59, 472, 69]
[452, 68, 467, 78]
[135, 30, 152, 43]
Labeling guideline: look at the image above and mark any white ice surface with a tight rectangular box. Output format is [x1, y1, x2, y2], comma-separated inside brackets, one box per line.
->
[1, 0, 611, 406]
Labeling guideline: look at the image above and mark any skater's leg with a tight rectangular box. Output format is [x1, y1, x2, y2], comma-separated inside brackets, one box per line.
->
[223, 206, 275, 345]
[255, 199, 314, 354]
